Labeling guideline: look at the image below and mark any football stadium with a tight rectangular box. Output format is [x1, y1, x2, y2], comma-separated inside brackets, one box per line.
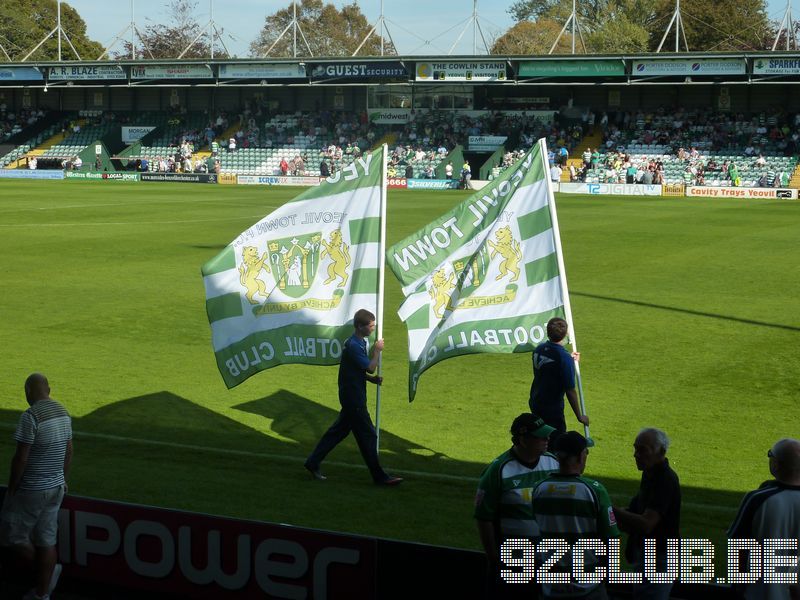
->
[0, 0, 799, 598]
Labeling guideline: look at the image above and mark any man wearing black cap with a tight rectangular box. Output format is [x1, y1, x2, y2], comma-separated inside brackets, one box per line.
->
[532, 431, 619, 600]
[474, 413, 559, 599]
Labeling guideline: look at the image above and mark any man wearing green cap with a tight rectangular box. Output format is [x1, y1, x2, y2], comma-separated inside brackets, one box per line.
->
[474, 412, 559, 598]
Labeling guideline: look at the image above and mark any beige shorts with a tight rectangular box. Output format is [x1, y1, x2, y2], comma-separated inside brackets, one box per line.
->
[0, 485, 65, 547]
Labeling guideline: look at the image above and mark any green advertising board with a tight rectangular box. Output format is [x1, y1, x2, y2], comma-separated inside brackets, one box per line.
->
[519, 59, 625, 77]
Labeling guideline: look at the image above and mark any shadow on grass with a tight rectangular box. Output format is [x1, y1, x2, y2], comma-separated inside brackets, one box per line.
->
[0, 392, 749, 547]
[573, 290, 800, 332]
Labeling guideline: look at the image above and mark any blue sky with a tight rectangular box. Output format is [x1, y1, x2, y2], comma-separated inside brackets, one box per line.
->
[66, 0, 791, 58]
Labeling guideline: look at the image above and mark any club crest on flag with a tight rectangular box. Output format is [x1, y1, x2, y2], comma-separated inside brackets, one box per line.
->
[266, 233, 323, 297]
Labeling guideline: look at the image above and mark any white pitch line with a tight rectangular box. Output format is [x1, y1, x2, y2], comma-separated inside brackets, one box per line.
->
[0, 214, 272, 227]
[0, 423, 738, 511]
[0, 196, 276, 213]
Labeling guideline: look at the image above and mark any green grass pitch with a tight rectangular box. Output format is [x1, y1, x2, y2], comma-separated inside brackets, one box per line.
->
[0, 179, 796, 556]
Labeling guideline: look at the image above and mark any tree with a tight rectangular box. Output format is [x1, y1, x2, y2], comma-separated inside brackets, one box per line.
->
[647, 0, 772, 51]
[503, 0, 774, 53]
[0, 0, 103, 61]
[116, 0, 230, 60]
[490, 19, 573, 55]
[249, 0, 395, 58]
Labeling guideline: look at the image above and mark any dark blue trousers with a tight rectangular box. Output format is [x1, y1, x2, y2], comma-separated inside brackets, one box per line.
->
[306, 401, 388, 482]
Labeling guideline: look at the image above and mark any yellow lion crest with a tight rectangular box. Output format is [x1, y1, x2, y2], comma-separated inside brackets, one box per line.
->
[428, 268, 455, 318]
[488, 226, 521, 283]
[239, 246, 271, 304]
[320, 230, 351, 288]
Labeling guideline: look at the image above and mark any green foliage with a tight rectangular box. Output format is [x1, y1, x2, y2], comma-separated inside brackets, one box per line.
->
[504, 0, 773, 53]
[648, 0, 772, 51]
[116, 0, 229, 59]
[249, 0, 394, 58]
[0, 181, 797, 555]
[491, 19, 574, 55]
[0, 0, 102, 61]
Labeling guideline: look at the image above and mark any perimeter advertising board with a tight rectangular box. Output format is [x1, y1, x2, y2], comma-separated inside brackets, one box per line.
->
[141, 173, 217, 183]
[48, 65, 125, 80]
[218, 63, 306, 79]
[122, 126, 156, 143]
[0, 67, 43, 81]
[310, 62, 407, 80]
[415, 61, 507, 82]
[65, 171, 140, 181]
[752, 57, 800, 75]
[559, 182, 662, 196]
[0, 169, 64, 179]
[237, 175, 322, 186]
[686, 186, 798, 199]
[519, 59, 625, 77]
[131, 65, 213, 79]
[406, 178, 459, 190]
[632, 59, 745, 76]
[369, 109, 412, 124]
[54, 494, 376, 599]
[468, 135, 507, 151]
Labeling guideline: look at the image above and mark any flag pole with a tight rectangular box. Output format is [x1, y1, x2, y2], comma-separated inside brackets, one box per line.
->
[538, 139, 591, 443]
[375, 144, 388, 451]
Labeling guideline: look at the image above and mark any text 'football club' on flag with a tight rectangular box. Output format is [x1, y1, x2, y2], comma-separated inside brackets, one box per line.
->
[386, 140, 568, 400]
[202, 147, 386, 388]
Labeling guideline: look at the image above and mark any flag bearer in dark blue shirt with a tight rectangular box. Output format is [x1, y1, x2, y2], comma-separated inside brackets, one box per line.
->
[529, 317, 589, 434]
[305, 309, 403, 486]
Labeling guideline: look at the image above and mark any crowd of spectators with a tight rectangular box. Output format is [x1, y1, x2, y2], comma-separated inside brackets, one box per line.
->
[598, 107, 800, 156]
[0, 106, 45, 143]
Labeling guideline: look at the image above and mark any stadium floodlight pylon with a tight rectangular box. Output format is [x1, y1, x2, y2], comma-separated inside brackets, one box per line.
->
[22, 0, 81, 62]
[178, 0, 230, 59]
[264, 1, 313, 58]
[447, 0, 491, 55]
[352, 0, 398, 56]
[657, 0, 689, 52]
[97, 0, 154, 61]
[772, 0, 799, 51]
[0, 37, 11, 62]
[549, 0, 587, 54]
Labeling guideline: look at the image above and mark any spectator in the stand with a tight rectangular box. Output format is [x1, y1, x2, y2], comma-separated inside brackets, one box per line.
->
[583, 148, 592, 169]
[280, 157, 289, 176]
[228, 137, 236, 153]
[404, 164, 414, 179]
[320, 160, 330, 178]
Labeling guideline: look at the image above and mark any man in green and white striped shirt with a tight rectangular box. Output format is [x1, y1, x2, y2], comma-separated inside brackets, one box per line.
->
[475, 413, 559, 598]
[532, 431, 620, 600]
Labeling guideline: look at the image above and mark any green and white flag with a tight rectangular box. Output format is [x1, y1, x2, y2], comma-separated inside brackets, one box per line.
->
[202, 146, 386, 388]
[386, 140, 569, 400]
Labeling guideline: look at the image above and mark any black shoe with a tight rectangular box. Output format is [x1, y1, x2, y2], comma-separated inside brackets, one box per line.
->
[304, 463, 327, 481]
[375, 476, 403, 486]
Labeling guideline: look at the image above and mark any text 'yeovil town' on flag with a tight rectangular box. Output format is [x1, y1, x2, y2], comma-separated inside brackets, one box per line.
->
[386, 140, 567, 400]
[202, 147, 385, 388]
